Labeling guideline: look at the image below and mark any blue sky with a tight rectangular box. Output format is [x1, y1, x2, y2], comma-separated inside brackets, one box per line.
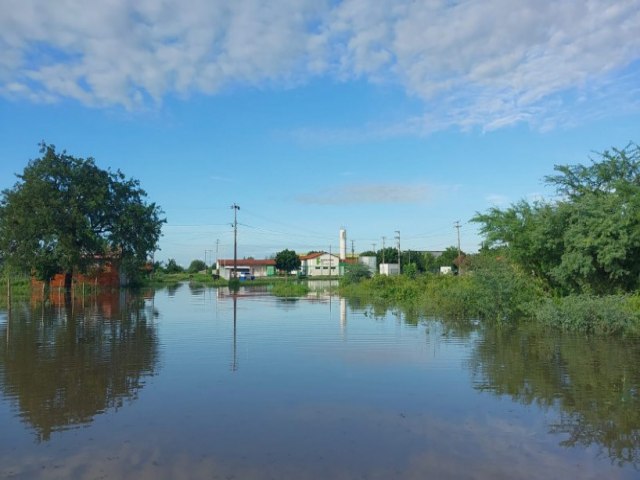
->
[1, 0, 639, 267]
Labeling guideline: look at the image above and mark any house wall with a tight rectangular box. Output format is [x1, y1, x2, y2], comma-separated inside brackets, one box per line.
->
[219, 262, 274, 280]
[31, 262, 122, 289]
[302, 253, 341, 277]
[359, 256, 377, 274]
[379, 263, 400, 276]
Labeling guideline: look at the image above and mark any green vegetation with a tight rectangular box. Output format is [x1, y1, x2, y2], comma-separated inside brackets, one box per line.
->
[339, 255, 640, 334]
[342, 262, 372, 284]
[274, 249, 301, 275]
[473, 143, 640, 295]
[187, 259, 207, 273]
[0, 272, 31, 307]
[534, 295, 640, 335]
[271, 282, 309, 297]
[148, 271, 227, 287]
[0, 143, 164, 289]
[162, 259, 184, 274]
[340, 254, 540, 322]
[340, 142, 640, 336]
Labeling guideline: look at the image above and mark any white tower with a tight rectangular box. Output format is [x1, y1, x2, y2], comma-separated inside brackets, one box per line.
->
[339, 228, 347, 260]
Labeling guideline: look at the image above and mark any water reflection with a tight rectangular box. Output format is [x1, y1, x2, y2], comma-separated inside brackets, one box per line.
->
[0, 292, 159, 442]
[469, 323, 640, 467]
[232, 294, 238, 372]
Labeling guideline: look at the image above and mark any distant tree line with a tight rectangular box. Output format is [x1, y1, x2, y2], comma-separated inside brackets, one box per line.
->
[153, 258, 210, 274]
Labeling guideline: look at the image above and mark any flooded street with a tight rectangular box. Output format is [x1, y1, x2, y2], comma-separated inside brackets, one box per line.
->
[1, 284, 638, 479]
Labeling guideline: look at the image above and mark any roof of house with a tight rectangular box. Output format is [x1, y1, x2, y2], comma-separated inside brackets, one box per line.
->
[299, 252, 324, 260]
[299, 251, 343, 260]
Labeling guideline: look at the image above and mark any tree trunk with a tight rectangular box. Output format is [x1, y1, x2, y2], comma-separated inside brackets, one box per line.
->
[64, 271, 73, 291]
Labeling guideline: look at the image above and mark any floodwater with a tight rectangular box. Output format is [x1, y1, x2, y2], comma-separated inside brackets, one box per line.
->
[0, 284, 639, 479]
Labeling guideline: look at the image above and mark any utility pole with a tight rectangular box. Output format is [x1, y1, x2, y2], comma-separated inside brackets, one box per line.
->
[231, 204, 240, 279]
[215, 239, 220, 273]
[351, 240, 355, 258]
[395, 230, 401, 274]
[454, 220, 462, 274]
[382, 236, 386, 264]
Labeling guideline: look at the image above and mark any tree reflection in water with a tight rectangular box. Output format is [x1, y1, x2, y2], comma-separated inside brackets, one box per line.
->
[0, 291, 159, 442]
[469, 323, 640, 467]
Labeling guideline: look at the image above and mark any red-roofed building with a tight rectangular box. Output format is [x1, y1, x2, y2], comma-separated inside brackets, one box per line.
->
[219, 251, 359, 279]
[218, 258, 276, 280]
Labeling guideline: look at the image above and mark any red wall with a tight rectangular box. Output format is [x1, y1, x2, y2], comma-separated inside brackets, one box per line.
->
[31, 262, 121, 289]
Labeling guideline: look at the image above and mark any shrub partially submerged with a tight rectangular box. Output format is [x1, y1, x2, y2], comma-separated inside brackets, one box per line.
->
[534, 295, 640, 335]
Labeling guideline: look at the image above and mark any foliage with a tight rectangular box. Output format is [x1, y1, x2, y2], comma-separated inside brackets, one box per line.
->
[464, 253, 544, 323]
[187, 259, 207, 273]
[376, 247, 398, 265]
[342, 262, 372, 284]
[473, 143, 640, 294]
[164, 258, 183, 274]
[271, 282, 309, 297]
[421, 252, 439, 273]
[340, 250, 640, 334]
[534, 295, 640, 335]
[437, 246, 464, 270]
[0, 144, 164, 286]
[274, 249, 300, 274]
[402, 263, 418, 279]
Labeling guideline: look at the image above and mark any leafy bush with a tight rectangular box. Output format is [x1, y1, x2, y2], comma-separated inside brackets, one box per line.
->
[403, 263, 418, 279]
[465, 254, 543, 323]
[342, 263, 372, 284]
[534, 295, 640, 335]
[164, 259, 183, 274]
[187, 259, 207, 273]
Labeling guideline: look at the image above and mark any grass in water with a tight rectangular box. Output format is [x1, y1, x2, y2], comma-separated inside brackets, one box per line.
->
[271, 282, 309, 297]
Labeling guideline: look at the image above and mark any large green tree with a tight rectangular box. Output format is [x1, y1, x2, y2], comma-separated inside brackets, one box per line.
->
[274, 249, 300, 275]
[0, 144, 165, 288]
[473, 143, 640, 294]
[187, 259, 206, 273]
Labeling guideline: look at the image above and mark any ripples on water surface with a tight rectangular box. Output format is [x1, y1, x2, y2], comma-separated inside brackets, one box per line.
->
[0, 284, 638, 479]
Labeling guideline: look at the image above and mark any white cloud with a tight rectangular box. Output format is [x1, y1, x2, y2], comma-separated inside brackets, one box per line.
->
[1, 0, 639, 130]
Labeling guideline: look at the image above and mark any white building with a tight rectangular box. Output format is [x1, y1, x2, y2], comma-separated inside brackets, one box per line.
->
[379, 263, 400, 276]
[359, 256, 377, 274]
[300, 252, 341, 277]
